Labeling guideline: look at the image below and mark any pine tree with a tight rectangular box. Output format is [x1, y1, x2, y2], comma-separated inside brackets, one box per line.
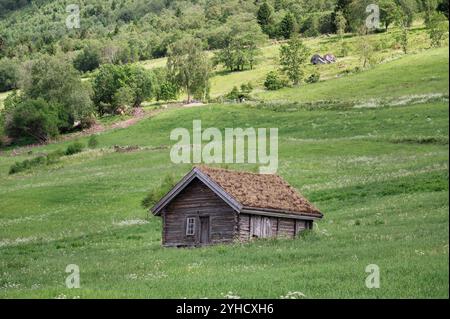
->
[279, 13, 296, 39]
[257, 1, 274, 33]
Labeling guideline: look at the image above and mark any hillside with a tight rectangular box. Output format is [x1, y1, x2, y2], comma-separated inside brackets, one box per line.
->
[0, 0, 335, 60]
[0, 44, 448, 298]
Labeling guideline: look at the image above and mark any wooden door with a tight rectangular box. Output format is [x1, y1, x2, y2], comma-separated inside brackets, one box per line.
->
[199, 216, 210, 245]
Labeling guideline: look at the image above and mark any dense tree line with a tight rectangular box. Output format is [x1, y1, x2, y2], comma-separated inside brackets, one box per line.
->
[0, 0, 337, 62]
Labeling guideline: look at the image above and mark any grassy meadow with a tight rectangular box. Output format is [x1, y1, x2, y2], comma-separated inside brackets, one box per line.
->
[0, 22, 449, 298]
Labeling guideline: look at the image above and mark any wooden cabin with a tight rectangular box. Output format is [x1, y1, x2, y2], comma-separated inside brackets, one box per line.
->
[151, 166, 323, 247]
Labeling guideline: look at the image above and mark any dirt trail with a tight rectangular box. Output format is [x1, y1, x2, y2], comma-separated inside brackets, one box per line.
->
[2, 102, 198, 156]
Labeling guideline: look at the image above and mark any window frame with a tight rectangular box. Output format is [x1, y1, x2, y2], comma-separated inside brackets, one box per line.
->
[186, 217, 196, 236]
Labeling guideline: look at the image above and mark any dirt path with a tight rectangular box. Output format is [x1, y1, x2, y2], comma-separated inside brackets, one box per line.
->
[2, 102, 197, 156]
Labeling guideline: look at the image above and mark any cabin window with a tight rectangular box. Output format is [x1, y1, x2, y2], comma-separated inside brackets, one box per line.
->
[186, 217, 196, 236]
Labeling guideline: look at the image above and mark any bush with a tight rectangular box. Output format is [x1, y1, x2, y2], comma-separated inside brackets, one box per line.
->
[73, 45, 101, 73]
[65, 142, 84, 156]
[46, 149, 65, 164]
[92, 64, 155, 114]
[240, 82, 253, 93]
[21, 55, 94, 131]
[157, 81, 179, 102]
[88, 135, 99, 149]
[0, 58, 19, 92]
[264, 71, 286, 91]
[142, 174, 177, 210]
[339, 41, 351, 57]
[225, 85, 252, 102]
[8, 148, 69, 174]
[306, 72, 320, 84]
[4, 98, 61, 143]
[9, 155, 46, 175]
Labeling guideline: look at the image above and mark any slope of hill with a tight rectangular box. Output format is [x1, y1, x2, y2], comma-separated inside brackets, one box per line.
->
[0, 43, 448, 298]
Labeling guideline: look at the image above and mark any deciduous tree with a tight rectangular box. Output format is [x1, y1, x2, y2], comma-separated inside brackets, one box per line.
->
[167, 37, 211, 103]
[279, 37, 310, 85]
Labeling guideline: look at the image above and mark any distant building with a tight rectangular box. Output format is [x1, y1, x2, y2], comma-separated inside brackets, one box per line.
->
[151, 166, 323, 247]
[311, 54, 327, 65]
[311, 53, 336, 65]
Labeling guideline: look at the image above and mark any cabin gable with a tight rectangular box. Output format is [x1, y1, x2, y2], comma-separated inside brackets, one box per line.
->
[162, 178, 237, 247]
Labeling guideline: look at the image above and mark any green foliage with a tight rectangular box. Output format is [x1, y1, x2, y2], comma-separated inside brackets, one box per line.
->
[9, 156, 47, 175]
[306, 72, 321, 84]
[213, 15, 266, 72]
[0, 58, 19, 92]
[92, 64, 126, 114]
[157, 81, 180, 102]
[264, 71, 286, 90]
[379, 0, 399, 31]
[334, 10, 347, 36]
[167, 37, 211, 102]
[65, 142, 85, 156]
[356, 34, 375, 68]
[225, 84, 253, 101]
[426, 12, 448, 47]
[279, 13, 297, 39]
[257, 1, 275, 35]
[339, 40, 351, 57]
[437, 0, 449, 19]
[73, 45, 101, 73]
[92, 64, 155, 114]
[21, 55, 94, 131]
[126, 65, 156, 107]
[142, 173, 177, 210]
[394, 6, 410, 54]
[88, 135, 99, 149]
[3, 98, 61, 143]
[113, 86, 134, 110]
[8, 142, 85, 174]
[302, 14, 321, 37]
[279, 37, 310, 85]
[153, 67, 180, 102]
[46, 149, 65, 164]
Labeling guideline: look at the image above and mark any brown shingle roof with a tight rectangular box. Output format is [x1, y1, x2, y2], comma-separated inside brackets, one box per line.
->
[197, 166, 322, 217]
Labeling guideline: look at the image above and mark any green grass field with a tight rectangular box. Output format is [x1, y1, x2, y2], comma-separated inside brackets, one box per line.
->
[0, 40, 449, 298]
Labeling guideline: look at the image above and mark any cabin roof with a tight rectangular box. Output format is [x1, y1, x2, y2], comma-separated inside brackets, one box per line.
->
[151, 166, 323, 219]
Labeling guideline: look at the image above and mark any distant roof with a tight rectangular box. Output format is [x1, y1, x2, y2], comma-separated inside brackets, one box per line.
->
[152, 166, 322, 219]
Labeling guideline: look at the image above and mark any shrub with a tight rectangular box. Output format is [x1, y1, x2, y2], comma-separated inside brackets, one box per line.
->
[46, 149, 65, 164]
[427, 13, 448, 48]
[0, 58, 19, 92]
[73, 45, 101, 73]
[306, 72, 320, 84]
[240, 82, 253, 93]
[156, 81, 179, 102]
[9, 155, 46, 175]
[226, 86, 240, 100]
[339, 41, 351, 57]
[92, 64, 155, 114]
[65, 142, 84, 156]
[225, 84, 252, 102]
[88, 135, 99, 149]
[142, 174, 177, 210]
[264, 71, 286, 91]
[4, 98, 61, 143]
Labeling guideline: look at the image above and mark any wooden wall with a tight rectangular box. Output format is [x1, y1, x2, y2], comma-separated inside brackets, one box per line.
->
[238, 214, 312, 241]
[162, 178, 237, 247]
